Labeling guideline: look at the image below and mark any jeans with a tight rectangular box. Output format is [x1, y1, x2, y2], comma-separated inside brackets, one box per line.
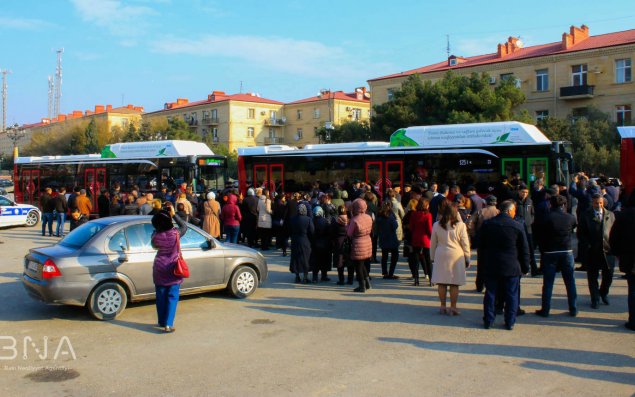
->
[627, 274, 635, 326]
[224, 225, 240, 244]
[540, 252, 577, 314]
[155, 284, 180, 327]
[41, 213, 54, 236]
[484, 276, 520, 327]
[56, 212, 66, 237]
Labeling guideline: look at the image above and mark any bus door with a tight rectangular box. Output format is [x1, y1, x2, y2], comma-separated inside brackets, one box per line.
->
[365, 160, 403, 199]
[22, 170, 40, 206]
[527, 158, 549, 186]
[501, 158, 524, 184]
[84, 167, 106, 212]
[253, 164, 284, 193]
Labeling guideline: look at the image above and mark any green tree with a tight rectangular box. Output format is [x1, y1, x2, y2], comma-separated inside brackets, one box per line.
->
[371, 71, 531, 139]
[84, 119, 99, 153]
[315, 120, 372, 143]
[539, 107, 621, 176]
[204, 140, 238, 178]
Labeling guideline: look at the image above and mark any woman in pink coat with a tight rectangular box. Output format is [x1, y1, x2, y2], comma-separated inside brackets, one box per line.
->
[347, 198, 373, 293]
[430, 203, 471, 315]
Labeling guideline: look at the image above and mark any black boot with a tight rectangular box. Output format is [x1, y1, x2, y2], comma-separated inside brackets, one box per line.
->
[414, 276, 419, 286]
[294, 274, 301, 283]
[365, 277, 372, 290]
[336, 268, 345, 285]
[354, 283, 366, 293]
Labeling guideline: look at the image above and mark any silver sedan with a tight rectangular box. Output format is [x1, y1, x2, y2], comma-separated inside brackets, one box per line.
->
[22, 216, 268, 320]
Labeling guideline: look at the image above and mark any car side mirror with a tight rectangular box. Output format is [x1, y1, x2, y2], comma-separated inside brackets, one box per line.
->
[207, 239, 215, 250]
[118, 252, 128, 264]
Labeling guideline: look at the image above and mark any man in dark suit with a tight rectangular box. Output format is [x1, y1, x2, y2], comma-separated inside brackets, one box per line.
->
[516, 185, 539, 276]
[578, 193, 616, 309]
[479, 200, 530, 330]
[429, 184, 449, 222]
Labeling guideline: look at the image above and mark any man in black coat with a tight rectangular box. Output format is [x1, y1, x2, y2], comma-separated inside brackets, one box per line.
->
[242, 188, 260, 248]
[516, 185, 539, 276]
[535, 195, 578, 317]
[578, 193, 616, 309]
[479, 200, 530, 330]
[429, 184, 449, 222]
[609, 189, 635, 331]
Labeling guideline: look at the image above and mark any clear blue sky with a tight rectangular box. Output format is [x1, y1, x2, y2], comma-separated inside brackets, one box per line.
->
[1, 0, 634, 125]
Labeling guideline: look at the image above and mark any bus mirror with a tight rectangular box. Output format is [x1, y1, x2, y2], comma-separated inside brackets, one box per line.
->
[188, 155, 196, 164]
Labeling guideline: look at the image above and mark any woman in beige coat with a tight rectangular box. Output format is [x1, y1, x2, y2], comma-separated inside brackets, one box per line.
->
[431, 203, 471, 315]
[202, 192, 221, 238]
[257, 189, 273, 250]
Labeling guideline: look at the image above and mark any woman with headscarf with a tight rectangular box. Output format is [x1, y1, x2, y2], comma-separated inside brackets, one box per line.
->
[257, 189, 273, 250]
[310, 205, 332, 282]
[376, 200, 400, 279]
[272, 193, 290, 256]
[332, 204, 354, 285]
[289, 203, 314, 283]
[220, 193, 242, 244]
[151, 203, 188, 333]
[176, 192, 193, 217]
[202, 191, 221, 238]
[347, 198, 373, 292]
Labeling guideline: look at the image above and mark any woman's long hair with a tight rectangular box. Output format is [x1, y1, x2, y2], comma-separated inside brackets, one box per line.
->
[439, 201, 459, 230]
[378, 200, 393, 218]
[416, 197, 430, 213]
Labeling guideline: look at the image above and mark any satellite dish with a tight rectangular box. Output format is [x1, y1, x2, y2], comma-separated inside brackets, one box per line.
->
[516, 39, 524, 48]
[293, 134, 300, 141]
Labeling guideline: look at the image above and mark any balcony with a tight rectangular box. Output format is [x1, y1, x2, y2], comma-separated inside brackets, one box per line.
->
[201, 117, 220, 125]
[559, 85, 595, 99]
[264, 137, 285, 145]
[264, 118, 286, 127]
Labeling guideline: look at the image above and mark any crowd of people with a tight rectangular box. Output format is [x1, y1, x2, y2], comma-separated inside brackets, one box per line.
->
[36, 171, 635, 333]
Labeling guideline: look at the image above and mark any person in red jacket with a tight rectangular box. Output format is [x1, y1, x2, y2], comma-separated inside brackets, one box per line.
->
[347, 198, 373, 293]
[409, 198, 434, 286]
[220, 194, 242, 243]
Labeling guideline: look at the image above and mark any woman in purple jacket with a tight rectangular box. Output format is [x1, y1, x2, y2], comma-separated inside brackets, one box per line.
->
[151, 202, 188, 333]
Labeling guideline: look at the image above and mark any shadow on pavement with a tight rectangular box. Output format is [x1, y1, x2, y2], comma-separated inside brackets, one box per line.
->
[378, 337, 635, 386]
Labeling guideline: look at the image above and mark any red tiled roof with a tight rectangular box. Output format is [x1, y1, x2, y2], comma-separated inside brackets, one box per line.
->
[287, 91, 370, 105]
[150, 92, 284, 114]
[369, 28, 635, 82]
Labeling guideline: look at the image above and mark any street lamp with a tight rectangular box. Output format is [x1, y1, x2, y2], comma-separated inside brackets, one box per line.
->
[319, 89, 335, 142]
[6, 123, 25, 160]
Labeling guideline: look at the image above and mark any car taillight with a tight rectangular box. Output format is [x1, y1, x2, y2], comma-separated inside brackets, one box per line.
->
[42, 259, 62, 279]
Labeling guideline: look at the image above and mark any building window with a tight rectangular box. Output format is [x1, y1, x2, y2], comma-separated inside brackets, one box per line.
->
[297, 128, 303, 139]
[203, 110, 209, 119]
[212, 128, 218, 138]
[616, 105, 632, 126]
[387, 88, 395, 101]
[500, 73, 514, 82]
[247, 108, 255, 119]
[351, 108, 362, 121]
[296, 109, 303, 120]
[536, 69, 549, 91]
[616, 59, 632, 84]
[269, 110, 277, 119]
[313, 108, 320, 119]
[535, 110, 549, 121]
[121, 119, 129, 129]
[211, 109, 218, 119]
[572, 64, 588, 86]
[247, 127, 254, 138]
[190, 112, 197, 122]
[571, 107, 588, 121]
[269, 128, 275, 138]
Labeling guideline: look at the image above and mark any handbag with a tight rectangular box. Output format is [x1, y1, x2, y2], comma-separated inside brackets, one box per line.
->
[173, 233, 190, 278]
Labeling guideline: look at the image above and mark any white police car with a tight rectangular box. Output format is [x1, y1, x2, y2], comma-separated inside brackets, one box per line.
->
[0, 195, 40, 227]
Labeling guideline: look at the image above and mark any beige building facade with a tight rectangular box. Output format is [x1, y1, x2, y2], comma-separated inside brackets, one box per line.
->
[369, 26, 635, 125]
[0, 104, 143, 156]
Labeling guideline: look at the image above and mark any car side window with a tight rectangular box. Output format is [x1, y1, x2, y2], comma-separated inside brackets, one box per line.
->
[108, 230, 128, 252]
[125, 223, 155, 252]
[0, 197, 12, 206]
[180, 227, 208, 249]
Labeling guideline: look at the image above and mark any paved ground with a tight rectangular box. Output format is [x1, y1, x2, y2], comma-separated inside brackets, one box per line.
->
[0, 226, 633, 396]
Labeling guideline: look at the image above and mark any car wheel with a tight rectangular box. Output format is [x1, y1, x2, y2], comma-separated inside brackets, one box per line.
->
[229, 266, 258, 299]
[87, 282, 128, 320]
[25, 211, 39, 227]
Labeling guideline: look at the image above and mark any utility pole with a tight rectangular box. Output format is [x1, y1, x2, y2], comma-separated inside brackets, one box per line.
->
[446, 34, 451, 58]
[47, 75, 54, 120]
[53, 48, 63, 118]
[1, 69, 11, 132]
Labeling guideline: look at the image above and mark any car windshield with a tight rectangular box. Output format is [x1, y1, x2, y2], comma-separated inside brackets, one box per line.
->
[59, 221, 108, 249]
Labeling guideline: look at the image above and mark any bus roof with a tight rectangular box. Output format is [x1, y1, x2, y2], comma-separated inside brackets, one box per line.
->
[237, 142, 390, 156]
[16, 140, 216, 164]
[390, 121, 551, 147]
[617, 126, 635, 139]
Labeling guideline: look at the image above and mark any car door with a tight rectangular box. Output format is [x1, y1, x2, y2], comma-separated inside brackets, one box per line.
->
[0, 196, 27, 226]
[107, 224, 156, 296]
[180, 226, 225, 288]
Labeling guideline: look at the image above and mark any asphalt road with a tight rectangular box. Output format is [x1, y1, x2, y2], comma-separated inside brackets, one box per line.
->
[0, 226, 633, 397]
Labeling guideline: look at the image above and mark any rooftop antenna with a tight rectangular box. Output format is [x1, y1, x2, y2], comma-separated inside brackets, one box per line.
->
[239, 80, 243, 94]
[47, 75, 54, 120]
[1, 69, 11, 132]
[446, 34, 451, 58]
[53, 48, 64, 118]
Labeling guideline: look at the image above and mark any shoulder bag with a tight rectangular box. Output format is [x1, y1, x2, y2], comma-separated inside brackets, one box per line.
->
[173, 233, 190, 278]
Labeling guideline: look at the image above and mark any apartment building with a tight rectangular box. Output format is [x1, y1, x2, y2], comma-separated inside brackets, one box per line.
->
[369, 25, 635, 125]
[0, 104, 144, 156]
[142, 91, 284, 152]
[284, 88, 371, 145]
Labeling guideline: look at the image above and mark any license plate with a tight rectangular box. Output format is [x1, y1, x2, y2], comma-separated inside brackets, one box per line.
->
[27, 261, 39, 272]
